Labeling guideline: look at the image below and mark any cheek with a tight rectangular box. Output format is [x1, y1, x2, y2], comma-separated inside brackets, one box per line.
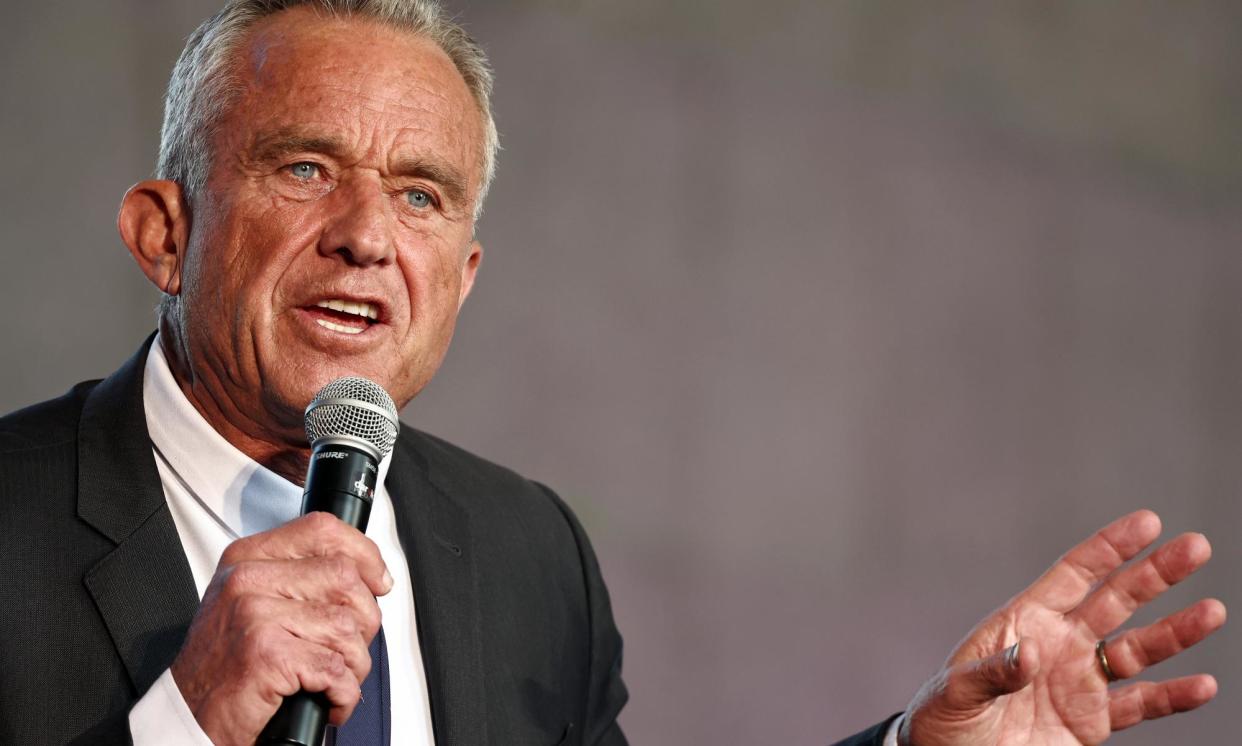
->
[405, 241, 468, 310]
[236, 211, 319, 303]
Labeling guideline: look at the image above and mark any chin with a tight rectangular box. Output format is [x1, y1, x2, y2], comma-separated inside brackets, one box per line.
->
[260, 367, 349, 418]
[278, 362, 403, 405]
[261, 349, 435, 420]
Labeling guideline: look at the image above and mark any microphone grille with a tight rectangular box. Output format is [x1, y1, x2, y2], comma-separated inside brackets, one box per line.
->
[304, 377, 400, 458]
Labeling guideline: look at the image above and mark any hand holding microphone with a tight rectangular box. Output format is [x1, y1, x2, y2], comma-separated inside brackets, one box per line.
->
[169, 378, 399, 746]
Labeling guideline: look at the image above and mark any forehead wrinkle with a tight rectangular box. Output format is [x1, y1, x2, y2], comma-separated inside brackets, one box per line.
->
[248, 129, 350, 163]
[226, 13, 485, 206]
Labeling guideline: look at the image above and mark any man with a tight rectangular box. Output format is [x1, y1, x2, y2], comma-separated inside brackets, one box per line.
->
[0, 1, 1224, 745]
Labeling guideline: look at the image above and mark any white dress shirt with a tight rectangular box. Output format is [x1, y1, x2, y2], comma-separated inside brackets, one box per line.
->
[128, 337, 435, 745]
[884, 714, 903, 746]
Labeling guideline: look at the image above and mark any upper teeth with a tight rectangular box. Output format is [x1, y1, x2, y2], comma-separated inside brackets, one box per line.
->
[316, 299, 379, 320]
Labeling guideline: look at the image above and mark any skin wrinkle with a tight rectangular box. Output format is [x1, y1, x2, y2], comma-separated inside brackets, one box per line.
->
[181, 5, 495, 217]
[149, 7, 485, 482]
[236, 106, 473, 220]
[240, 12, 480, 210]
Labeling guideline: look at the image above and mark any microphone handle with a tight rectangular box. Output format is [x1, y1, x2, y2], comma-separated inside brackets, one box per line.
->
[259, 444, 378, 746]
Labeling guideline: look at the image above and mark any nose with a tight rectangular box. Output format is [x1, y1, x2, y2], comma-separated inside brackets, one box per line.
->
[317, 176, 395, 266]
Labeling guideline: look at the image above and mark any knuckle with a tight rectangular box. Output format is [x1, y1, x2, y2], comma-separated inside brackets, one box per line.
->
[361, 601, 382, 637]
[354, 652, 373, 684]
[1149, 550, 1179, 587]
[328, 605, 358, 637]
[1121, 634, 1148, 669]
[233, 592, 266, 621]
[248, 626, 284, 666]
[327, 554, 361, 588]
[335, 685, 361, 710]
[322, 649, 348, 677]
[265, 656, 299, 696]
[306, 511, 341, 539]
[1104, 581, 1139, 615]
[327, 683, 362, 721]
[218, 540, 243, 566]
[221, 563, 254, 597]
[219, 533, 261, 565]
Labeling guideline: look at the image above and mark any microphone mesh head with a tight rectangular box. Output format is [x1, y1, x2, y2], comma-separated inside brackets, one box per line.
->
[304, 377, 400, 458]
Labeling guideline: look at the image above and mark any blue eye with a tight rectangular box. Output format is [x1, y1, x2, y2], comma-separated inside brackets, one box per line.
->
[406, 189, 433, 209]
[289, 162, 319, 180]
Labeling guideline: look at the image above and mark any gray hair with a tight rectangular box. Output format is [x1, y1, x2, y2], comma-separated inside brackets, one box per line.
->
[157, 0, 498, 218]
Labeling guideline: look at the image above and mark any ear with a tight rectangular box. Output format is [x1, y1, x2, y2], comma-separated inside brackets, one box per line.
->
[118, 180, 191, 296]
[457, 239, 483, 307]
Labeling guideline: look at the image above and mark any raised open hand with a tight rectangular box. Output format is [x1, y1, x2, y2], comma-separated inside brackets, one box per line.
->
[899, 510, 1225, 746]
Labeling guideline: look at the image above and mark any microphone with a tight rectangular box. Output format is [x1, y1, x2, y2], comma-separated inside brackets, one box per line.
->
[259, 377, 400, 746]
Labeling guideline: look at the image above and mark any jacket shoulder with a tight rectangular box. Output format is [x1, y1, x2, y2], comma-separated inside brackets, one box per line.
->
[396, 426, 590, 551]
[397, 427, 629, 740]
[0, 380, 99, 454]
[399, 425, 553, 503]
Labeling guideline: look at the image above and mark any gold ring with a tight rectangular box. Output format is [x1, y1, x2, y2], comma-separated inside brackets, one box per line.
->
[1095, 639, 1119, 682]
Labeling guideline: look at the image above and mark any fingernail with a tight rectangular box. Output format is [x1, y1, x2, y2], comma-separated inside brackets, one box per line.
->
[1005, 642, 1021, 669]
[382, 569, 394, 592]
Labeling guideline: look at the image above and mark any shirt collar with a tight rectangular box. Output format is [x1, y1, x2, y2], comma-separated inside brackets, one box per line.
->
[142, 334, 392, 538]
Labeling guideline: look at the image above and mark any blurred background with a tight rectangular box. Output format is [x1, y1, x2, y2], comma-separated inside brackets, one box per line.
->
[2, 1, 1239, 743]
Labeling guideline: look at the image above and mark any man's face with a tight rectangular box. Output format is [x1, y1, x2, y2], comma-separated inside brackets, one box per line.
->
[175, 8, 484, 436]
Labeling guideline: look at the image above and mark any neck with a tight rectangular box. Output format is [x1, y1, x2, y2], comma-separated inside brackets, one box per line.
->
[157, 322, 310, 484]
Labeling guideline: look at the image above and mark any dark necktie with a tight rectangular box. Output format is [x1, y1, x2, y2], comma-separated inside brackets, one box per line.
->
[331, 626, 391, 745]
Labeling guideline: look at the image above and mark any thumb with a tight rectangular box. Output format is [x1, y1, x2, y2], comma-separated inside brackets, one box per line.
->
[945, 638, 1040, 711]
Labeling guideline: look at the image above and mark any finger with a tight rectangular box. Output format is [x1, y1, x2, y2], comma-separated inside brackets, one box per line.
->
[283, 639, 365, 727]
[222, 512, 393, 596]
[1023, 510, 1162, 614]
[1108, 675, 1218, 732]
[1070, 532, 1211, 636]
[249, 595, 374, 683]
[227, 556, 384, 639]
[943, 638, 1040, 711]
[1100, 598, 1226, 680]
[254, 626, 364, 725]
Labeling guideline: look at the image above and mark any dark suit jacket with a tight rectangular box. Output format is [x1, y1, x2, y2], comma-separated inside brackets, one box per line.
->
[0, 340, 894, 745]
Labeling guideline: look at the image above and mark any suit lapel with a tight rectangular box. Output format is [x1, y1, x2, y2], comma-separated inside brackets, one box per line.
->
[387, 441, 487, 746]
[72, 337, 490, 731]
[77, 338, 199, 695]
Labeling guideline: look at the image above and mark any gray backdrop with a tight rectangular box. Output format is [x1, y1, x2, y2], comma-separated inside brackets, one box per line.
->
[2, 1, 1238, 743]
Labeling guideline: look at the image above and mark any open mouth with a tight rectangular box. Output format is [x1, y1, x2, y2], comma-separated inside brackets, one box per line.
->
[306, 299, 381, 335]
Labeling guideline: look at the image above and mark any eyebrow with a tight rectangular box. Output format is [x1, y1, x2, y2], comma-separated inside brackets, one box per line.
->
[390, 157, 470, 209]
[249, 131, 349, 163]
[247, 130, 472, 210]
